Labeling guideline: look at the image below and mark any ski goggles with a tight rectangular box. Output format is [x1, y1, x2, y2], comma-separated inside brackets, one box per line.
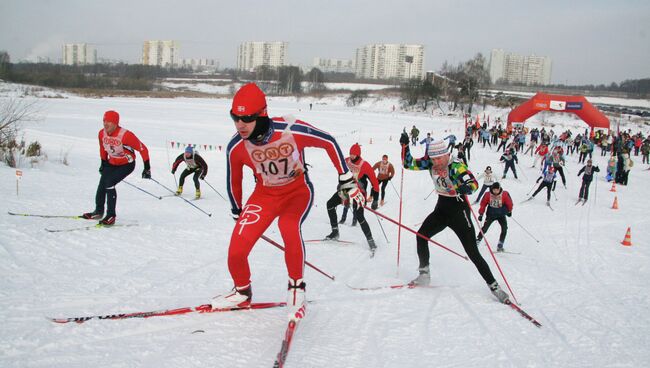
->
[229, 106, 266, 123]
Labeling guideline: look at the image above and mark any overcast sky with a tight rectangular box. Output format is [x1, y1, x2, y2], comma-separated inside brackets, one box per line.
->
[1, 0, 649, 85]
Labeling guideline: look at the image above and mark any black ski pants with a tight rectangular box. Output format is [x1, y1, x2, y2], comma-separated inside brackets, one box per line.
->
[477, 216, 508, 243]
[327, 192, 373, 241]
[94, 162, 135, 216]
[579, 178, 593, 200]
[532, 181, 553, 201]
[416, 196, 496, 285]
[179, 168, 201, 189]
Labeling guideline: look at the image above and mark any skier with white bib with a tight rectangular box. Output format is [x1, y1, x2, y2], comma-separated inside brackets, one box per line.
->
[212, 83, 356, 321]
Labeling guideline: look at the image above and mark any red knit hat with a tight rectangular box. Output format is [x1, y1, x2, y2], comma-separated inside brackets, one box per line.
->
[103, 110, 120, 125]
[231, 83, 268, 117]
[350, 143, 361, 156]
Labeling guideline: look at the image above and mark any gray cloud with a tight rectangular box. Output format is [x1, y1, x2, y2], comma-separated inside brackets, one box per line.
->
[1, 0, 649, 85]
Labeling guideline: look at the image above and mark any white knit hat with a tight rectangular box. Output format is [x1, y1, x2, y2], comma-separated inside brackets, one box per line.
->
[427, 140, 448, 158]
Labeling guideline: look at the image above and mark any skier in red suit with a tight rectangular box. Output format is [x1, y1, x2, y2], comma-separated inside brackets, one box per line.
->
[82, 110, 150, 225]
[211, 83, 362, 321]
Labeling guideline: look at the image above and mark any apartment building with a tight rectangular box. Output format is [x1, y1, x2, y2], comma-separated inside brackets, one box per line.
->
[62, 43, 97, 65]
[354, 44, 424, 80]
[312, 57, 355, 73]
[237, 41, 288, 72]
[180, 58, 219, 72]
[142, 40, 180, 68]
[489, 49, 552, 85]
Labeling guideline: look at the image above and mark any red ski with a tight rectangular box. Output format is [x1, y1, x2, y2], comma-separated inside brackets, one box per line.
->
[506, 300, 542, 328]
[273, 319, 301, 368]
[49, 301, 286, 324]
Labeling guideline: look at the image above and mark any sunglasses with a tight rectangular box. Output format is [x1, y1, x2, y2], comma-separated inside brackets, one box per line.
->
[229, 106, 266, 123]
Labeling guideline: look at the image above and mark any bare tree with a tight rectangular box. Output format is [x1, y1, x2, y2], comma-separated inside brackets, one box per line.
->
[0, 98, 41, 167]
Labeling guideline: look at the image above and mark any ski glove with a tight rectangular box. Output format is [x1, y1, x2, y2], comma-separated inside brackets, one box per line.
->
[456, 184, 472, 195]
[507, 212, 512, 217]
[371, 199, 379, 210]
[99, 160, 108, 174]
[338, 172, 366, 207]
[231, 208, 241, 221]
[200, 174, 206, 180]
[478, 215, 483, 222]
[400, 132, 410, 146]
[142, 160, 151, 179]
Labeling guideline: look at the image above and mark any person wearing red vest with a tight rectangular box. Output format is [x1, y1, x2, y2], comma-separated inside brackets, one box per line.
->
[372, 154, 395, 206]
[476, 182, 513, 252]
[211, 83, 357, 321]
[325, 143, 380, 256]
[82, 110, 150, 225]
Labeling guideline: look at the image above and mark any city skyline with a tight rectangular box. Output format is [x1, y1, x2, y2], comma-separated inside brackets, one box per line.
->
[1, 0, 649, 85]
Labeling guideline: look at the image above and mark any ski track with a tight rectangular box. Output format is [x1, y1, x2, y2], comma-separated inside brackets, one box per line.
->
[2, 89, 650, 367]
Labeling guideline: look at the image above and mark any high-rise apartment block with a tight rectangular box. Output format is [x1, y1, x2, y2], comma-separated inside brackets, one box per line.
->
[354, 44, 424, 80]
[237, 42, 287, 72]
[62, 43, 97, 65]
[489, 49, 552, 85]
[180, 58, 219, 72]
[142, 40, 179, 68]
[312, 57, 355, 73]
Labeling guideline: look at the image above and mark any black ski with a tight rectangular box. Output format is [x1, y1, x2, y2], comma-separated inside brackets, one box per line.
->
[45, 223, 138, 233]
[8, 211, 82, 219]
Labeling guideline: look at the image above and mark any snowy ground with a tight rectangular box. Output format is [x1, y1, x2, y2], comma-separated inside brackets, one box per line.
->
[1, 84, 650, 367]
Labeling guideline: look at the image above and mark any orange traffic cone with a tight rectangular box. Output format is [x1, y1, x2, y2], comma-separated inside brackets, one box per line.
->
[611, 196, 619, 209]
[621, 227, 632, 246]
[610, 182, 616, 192]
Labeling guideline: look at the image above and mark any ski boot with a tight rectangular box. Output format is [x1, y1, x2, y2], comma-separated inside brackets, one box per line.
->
[211, 284, 252, 309]
[175, 185, 183, 196]
[351, 217, 358, 227]
[489, 281, 510, 304]
[411, 266, 430, 286]
[195, 189, 201, 199]
[325, 228, 339, 240]
[82, 210, 103, 220]
[287, 278, 306, 321]
[368, 238, 377, 257]
[98, 215, 116, 226]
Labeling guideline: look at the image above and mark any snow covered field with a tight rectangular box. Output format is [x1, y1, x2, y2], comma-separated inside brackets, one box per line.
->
[1, 85, 650, 367]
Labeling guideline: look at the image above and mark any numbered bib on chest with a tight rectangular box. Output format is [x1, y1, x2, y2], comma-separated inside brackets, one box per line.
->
[379, 162, 389, 175]
[244, 131, 304, 187]
[102, 128, 127, 159]
[346, 158, 365, 180]
[430, 168, 457, 197]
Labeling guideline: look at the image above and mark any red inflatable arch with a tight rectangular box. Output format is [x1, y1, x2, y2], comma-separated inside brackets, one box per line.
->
[507, 93, 610, 136]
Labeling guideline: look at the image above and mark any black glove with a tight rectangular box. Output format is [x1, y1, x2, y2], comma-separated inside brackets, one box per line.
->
[536, 177, 541, 183]
[231, 208, 241, 221]
[142, 160, 151, 179]
[371, 199, 378, 210]
[507, 212, 512, 217]
[400, 132, 409, 146]
[200, 174, 206, 180]
[478, 215, 483, 222]
[171, 169, 176, 175]
[457, 184, 472, 195]
[99, 160, 107, 174]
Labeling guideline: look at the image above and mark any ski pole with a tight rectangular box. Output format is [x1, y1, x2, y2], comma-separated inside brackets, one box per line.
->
[202, 179, 227, 202]
[165, 140, 178, 187]
[526, 182, 537, 196]
[261, 235, 335, 281]
[516, 163, 528, 181]
[423, 188, 435, 200]
[389, 179, 401, 199]
[510, 217, 540, 243]
[123, 180, 162, 200]
[363, 206, 468, 261]
[593, 173, 598, 205]
[398, 145, 406, 272]
[464, 195, 519, 305]
[149, 177, 212, 217]
[374, 212, 389, 244]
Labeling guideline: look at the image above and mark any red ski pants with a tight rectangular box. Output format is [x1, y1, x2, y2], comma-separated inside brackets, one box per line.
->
[228, 181, 313, 288]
